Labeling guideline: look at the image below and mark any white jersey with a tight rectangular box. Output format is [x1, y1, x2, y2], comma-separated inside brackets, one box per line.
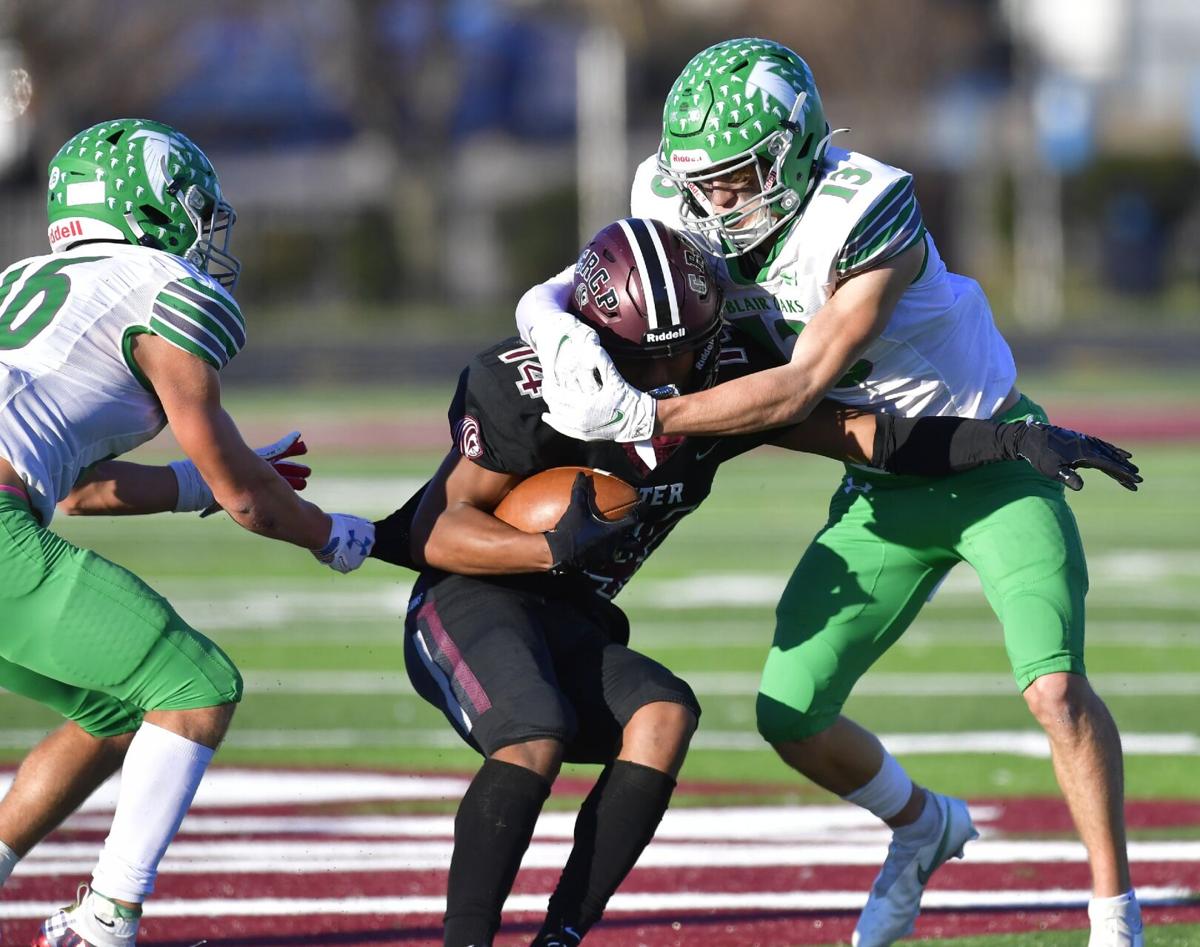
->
[0, 244, 245, 525]
[629, 147, 1017, 420]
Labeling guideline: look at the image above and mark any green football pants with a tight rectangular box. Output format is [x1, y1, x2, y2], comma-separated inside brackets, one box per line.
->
[757, 396, 1088, 743]
[0, 493, 242, 737]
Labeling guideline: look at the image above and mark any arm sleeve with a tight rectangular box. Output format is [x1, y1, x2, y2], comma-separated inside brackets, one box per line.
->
[836, 175, 925, 279]
[872, 414, 1026, 475]
[515, 265, 576, 345]
[370, 480, 429, 568]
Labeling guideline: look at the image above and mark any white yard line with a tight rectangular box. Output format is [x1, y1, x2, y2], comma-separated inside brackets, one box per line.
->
[13, 837, 1200, 877]
[0, 885, 1193, 919]
[287, 477, 426, 514]
[235, 669, 1200, 698]
[690, 730, 1200, 757]
[64, 804, 989, 840]
[0, 728, 1194, 755]
[0, 768, 468, 811]
[619, 552, 1200, 609]
[134, 547, 1200, 634]
[2, 773, 1196, 920]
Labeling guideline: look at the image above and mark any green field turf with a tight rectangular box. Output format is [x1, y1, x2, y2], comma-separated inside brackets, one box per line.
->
[1, 380, 1195, 814]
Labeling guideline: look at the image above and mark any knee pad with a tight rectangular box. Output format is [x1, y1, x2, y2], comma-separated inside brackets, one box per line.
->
[131, 619, 244, 712]
[1003, 592, 1085, 691]
[756, 691, 838, 744]
[648, 672, 701, 722]
[756, 646, 843, 743]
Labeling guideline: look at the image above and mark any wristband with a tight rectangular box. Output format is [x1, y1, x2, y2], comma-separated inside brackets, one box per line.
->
[168, 459, 215, 513]
[313, 513, 376, 573]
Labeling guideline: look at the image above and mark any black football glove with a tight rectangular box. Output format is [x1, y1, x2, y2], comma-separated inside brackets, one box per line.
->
[1004, 419, 1142, 492]
[544, 472, 640, 573]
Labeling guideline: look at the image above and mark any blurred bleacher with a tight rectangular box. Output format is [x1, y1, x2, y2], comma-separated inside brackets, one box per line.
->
[0, 0, 1197, 361]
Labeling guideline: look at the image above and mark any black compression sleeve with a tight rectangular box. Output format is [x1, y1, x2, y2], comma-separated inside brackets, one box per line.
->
[444, 759, 551, 947]
[540, 761, 677, 940]
[369, 480, 430, 568]
[872, 414, 1025, 475]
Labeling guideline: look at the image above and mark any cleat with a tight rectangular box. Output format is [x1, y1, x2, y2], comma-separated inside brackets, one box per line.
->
[852, 792, 978, 947]
[32, 886, 139, 947]
[530, 925, 583, 947]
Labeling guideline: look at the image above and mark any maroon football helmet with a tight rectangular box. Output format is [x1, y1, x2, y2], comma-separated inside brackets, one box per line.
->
[569, 217, 724, 392]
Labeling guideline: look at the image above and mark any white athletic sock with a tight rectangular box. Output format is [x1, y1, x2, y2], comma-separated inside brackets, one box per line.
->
[893, 789, 941, 843]
[91, 722, 214, 903]
[842, 752, 913, 822]
[1089, 888, 1142, 926]
[0, 840, 19, 886]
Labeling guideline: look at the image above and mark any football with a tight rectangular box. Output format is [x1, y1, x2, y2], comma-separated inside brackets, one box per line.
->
[493, 466, 639, 533]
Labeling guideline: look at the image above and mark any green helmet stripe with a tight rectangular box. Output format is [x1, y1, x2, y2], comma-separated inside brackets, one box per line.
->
[148, 316, 225, 370]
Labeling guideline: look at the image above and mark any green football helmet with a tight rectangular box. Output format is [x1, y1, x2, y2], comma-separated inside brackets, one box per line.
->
[658, 38, 831, 256]
[46, 118, 240, 288]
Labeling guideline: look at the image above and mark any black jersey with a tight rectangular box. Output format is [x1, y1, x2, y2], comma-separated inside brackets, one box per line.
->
[449, 326, 781, 599]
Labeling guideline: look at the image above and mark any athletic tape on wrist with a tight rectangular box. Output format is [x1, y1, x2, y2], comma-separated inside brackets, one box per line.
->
[168, 460, 214, 513]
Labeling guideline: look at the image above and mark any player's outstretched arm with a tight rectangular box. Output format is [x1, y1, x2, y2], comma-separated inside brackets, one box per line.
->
[60, 433, 311, 517]
[873, 416, 1142, 491]
[770, 404, 1141, 490]
[60, 461, 182, 515]
[130, 333, 352, 553]
[534, 241, 924, 443]
[654, 241, 925, 437]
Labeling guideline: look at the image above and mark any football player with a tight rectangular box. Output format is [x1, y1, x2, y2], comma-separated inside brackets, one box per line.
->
[369, 217, 1137, 947]
[0, 119, 374, 947]
[516, 39, 1145, 947]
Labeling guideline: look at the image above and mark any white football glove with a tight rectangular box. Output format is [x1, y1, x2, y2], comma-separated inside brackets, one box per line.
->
[312, 513, 375, 573]
[527, 309, 608, 395]
[540, 355, 657, 443]
[169, 430, 311, 516]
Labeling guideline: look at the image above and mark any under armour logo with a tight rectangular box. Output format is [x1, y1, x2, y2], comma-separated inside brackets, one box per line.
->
[345, 530, 372, 555]
[842, 477, 873, 495]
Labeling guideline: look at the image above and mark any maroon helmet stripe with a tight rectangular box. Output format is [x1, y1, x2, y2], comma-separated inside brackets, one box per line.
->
[618, 218, 679, 330]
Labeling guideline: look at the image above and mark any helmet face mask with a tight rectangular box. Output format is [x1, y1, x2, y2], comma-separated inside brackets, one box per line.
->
[47, 118, 241, 289]
[570, 218, 724, 395]
[174, 180, 240, 288]
[658, 38, 831, 257]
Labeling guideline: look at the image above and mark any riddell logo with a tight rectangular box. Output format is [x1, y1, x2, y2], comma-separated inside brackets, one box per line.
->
[646, 326, 686, 343]
[670, 150, 710, 167]
[48, 219, 84, 244]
